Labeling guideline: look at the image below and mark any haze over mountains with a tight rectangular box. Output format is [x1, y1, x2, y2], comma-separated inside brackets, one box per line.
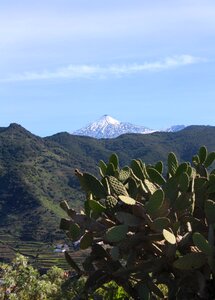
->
[0, 122, 215, 242]
[73, 115, 186, 138]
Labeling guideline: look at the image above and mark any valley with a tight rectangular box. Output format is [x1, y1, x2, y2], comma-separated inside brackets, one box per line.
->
[0, 123, 215, 264]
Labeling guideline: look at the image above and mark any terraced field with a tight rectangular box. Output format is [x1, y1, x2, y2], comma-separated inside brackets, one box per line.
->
[0, 233, 88, 271]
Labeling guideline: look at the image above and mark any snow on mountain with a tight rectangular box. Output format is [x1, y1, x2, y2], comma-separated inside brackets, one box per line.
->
[164, 125, 186, 132]
[73, 115, 155, 138]
[73, 115, 186, 139]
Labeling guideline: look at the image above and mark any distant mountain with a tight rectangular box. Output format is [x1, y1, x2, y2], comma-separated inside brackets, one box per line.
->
[73, 115, 186, 138]
[0, 123, 215, 243]
[73, 115, 155, 138]
[164, 125, 186, 132]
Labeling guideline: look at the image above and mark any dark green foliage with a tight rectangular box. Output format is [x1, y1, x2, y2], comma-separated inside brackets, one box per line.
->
[109, 153, 119, 170]
[1, 123, 215, 243]
[204, 151, 215, 168]
[130, 159, 146, 181]
[204, 199, 215, 224]
[80, 232, 93, 250]
[64, 251, 81, 274]
[198, 146, 208, 164]
[61, 146, 215, 299]
[81, 173, 107, 199]
[147, 167, 166, 185]
[168, 152, 178, 176]
[105, 225, 128, 243]
[193, 232, 214, 256]
[145, 189, 164, 216]
[154, 161, 163, 174]
[173, 252, 207, 270]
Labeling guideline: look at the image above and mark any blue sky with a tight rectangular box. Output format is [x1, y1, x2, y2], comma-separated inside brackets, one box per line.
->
[0, 0, 215, 136]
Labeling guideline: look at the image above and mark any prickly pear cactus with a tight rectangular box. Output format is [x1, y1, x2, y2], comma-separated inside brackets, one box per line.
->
[60, 146, 215, 299]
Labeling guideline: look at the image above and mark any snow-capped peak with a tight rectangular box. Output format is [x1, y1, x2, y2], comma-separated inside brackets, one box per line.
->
[73, 115, 186, 139]
[96, 115, 120, 126]
[73, 115, 154, 138]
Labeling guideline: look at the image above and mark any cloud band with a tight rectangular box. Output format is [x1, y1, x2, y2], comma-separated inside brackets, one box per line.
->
[1, 55, 205, 82]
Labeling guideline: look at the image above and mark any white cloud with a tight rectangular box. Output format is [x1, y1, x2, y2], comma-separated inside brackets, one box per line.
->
[1, 55, 205, 82]
[0, 1, 214, 76]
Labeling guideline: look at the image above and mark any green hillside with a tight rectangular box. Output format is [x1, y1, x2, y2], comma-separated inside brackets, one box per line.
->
[0, 123, 215, 242]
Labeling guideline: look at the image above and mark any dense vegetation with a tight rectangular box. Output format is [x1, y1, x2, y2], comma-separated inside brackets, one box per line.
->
[0, 255, 67, 299]
[0, 254, 130, 299]
[1, 122, 215, 298]
[0, 123, 215, 243]
[60, 147, 215, 299]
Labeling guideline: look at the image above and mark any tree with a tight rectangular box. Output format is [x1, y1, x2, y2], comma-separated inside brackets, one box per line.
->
[0, 254, 66, 300]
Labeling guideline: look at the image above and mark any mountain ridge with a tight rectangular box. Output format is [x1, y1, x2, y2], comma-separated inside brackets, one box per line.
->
[73, 115, 186, 138]
[0, 123, 215, 242]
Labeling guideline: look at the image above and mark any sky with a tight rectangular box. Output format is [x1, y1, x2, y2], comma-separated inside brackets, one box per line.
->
[0, 0, 215, 136]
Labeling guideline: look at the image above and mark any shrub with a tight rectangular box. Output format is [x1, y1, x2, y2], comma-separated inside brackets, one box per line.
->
[0, 254, 66, 300]
[60, 147, 215, 299]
